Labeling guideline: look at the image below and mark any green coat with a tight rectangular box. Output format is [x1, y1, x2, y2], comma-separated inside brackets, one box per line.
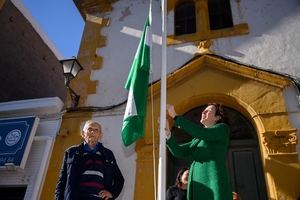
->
[166, 116, 232, 200]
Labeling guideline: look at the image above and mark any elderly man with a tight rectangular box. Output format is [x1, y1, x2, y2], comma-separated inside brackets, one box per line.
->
[55, 120, 124, 200]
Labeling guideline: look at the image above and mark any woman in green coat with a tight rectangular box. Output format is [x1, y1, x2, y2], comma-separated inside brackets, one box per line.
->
[166, 103, 232, 200]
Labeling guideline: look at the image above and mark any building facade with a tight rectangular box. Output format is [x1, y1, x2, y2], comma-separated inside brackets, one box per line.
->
[42, 0, 300, 199]
[3, 0, 299, 199]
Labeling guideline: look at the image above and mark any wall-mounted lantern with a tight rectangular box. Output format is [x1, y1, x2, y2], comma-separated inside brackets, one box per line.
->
[60, 57, 83, 108]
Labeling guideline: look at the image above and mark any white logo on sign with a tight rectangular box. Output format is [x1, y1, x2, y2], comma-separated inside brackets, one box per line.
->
[5, 129, 21, 146]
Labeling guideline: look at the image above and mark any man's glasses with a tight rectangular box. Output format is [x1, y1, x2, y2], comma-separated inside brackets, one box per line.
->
[86, 127, 100, 133]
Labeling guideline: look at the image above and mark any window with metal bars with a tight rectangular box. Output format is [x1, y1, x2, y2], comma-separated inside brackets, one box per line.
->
[175, 1, 196, 35]
[208, 0, 234, 30]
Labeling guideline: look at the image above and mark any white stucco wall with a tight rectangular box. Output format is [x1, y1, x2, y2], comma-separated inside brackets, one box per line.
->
[87, 0, 196, 107]
[213, 0, 300, 76]
[88, 0, 163, 107]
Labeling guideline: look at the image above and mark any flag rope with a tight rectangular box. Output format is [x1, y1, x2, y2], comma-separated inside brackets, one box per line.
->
[149, 0, 157, 199]
[150, 70, 157, 200]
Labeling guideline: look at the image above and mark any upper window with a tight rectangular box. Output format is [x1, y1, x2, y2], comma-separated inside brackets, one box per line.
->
[168, 0, 249, 45]
[175, 1, 196, 35]
[208, 0, 234, 30]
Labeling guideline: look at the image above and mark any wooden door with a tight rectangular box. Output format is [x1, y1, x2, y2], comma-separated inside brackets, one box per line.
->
[227, 140, 268, 200]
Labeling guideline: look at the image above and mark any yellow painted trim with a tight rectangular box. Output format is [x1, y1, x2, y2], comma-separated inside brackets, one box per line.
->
[262, 129, 298, 154]
[265, 156, 300, 199]
[86, 14, 110, 25]
[66, 15, 109, 106]
[202, 56, 291, 88]
[150, 55, 291, 98]
[134, 145, 157, 200]
[74, 0, 116, 20]
[167, 23, 249, 45]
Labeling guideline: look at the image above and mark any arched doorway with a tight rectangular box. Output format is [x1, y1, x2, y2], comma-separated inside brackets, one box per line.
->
[167, 105, 268, 200]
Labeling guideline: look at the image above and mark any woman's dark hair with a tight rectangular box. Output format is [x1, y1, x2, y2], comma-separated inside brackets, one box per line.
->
[174, 167, 189, 188]
[208, 103, 229, 125]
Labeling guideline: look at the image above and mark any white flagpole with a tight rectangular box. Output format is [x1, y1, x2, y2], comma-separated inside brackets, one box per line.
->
[158, 0, 167, 199]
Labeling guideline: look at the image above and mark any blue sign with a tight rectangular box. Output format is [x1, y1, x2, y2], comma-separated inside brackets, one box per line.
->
[0, 116, 39, 169]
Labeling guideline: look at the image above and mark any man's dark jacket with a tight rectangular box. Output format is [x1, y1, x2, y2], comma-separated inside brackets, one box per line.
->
[54, 143, 124, 200]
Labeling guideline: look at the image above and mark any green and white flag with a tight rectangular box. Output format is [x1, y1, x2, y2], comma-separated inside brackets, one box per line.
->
[122, 16, 151, 146]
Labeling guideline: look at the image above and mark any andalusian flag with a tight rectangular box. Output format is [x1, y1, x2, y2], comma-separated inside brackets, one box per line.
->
[122, 16, 151, 146]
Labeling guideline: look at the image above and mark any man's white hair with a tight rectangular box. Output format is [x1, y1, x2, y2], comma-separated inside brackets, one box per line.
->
[82, 120, 102, 132]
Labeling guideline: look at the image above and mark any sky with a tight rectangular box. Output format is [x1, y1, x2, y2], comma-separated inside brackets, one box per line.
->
[22, 0, 84, 59]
